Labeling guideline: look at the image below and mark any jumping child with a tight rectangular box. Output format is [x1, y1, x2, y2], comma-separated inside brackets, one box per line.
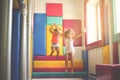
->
[49, 23, 62, 59]
[64, 28, 85, 73]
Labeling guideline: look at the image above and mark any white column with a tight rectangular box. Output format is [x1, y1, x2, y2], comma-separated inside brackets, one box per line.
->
[27, 0, 34, 80]
[0, 0, 13, 80]
[19, 6, 28, 80]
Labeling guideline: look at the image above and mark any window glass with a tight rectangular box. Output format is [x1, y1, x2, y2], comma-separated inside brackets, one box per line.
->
[86, 1, 101, 44]
[114, 0, 120, 34]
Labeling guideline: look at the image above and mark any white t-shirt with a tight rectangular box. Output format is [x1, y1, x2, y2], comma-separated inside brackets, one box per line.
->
[65, 38, 75, 54]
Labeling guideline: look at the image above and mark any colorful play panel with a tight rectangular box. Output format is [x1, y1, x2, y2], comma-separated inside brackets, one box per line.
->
[32, 72, 87, 78]
[46, 25, 63, 56]
[33, 67, 84, 72]
[32, 55, 87, 78]
[34, 56, 66, 60]
[34, 60, 83, 68]
[32, 2, 87, 78]
[46, 3, 63, 16]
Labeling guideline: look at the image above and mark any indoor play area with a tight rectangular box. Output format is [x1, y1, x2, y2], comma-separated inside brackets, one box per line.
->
[0, 0, 120, 80]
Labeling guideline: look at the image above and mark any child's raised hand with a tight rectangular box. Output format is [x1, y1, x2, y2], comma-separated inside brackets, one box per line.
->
[82, 28, 86, 33]
[53, 23, 56, 26]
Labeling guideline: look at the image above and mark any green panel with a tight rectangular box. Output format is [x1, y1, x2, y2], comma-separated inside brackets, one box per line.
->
[47, 16, 62, 25]
[32, 72, 87, 78]
[112, 33, 120, 42]
[62, 46, 66, 55]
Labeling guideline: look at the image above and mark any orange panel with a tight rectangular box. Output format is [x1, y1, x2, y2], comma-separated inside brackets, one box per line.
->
[34, 60, 83, 68]
[46, 25, 63, 56]
[102, 45, 110, 64]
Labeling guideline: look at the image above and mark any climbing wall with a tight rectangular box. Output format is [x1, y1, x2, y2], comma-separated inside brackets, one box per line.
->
[33, 1, 87, 78]
[46, 3, 63, 56]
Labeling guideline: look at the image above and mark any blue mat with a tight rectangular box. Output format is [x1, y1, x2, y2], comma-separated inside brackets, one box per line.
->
[83, 78, 96, 80]
[32, 72, 87, 78]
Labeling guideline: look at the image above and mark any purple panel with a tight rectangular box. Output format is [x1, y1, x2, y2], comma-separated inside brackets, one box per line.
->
[96, 64, 120, 80]
[113, 43, 119, 64]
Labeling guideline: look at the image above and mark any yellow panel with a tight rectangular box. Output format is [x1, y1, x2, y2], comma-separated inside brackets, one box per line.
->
[46, 25, 63, 56]
[34, 60, 83, 68]
[30, 33, 33, 77]
[102, 45, 110, 64]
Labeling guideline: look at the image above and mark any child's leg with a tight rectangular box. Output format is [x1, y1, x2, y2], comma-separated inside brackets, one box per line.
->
[65, 53, 68, 72]
[50, 47, 55, 56]
[70, 53, 74, 73]
[56, 47, 60, 59]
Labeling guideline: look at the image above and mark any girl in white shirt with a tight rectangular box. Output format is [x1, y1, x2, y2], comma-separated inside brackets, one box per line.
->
[64, 29, 84, 73]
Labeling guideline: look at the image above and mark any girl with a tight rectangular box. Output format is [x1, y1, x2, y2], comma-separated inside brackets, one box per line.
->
[64, 29, 84, 73]
[49, 23, 62, 59]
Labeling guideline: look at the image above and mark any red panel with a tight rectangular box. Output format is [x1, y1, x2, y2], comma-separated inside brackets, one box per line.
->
[34, 56, 65, 60]
[63, 20, 82, 46]
[46, 3, 63, 16]
[33, 67, 84, 72]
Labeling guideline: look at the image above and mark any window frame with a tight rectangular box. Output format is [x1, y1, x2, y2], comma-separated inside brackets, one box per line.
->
[85, 0, 105, 49]
[112, 0, 120, 43]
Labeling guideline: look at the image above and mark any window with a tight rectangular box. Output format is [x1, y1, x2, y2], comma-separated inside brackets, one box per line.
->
[86, 0, 103, 49]
[112, 0, 120, 42]
[113, 0, 120, 34]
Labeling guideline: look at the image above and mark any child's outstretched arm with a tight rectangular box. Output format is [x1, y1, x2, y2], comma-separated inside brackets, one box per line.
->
[74, 33, 83, 40]
[74, 28, 86, 40]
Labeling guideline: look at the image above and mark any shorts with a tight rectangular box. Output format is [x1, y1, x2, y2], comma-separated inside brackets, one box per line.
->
[51, 43, 60, 47]
[66, 48, 75, 54]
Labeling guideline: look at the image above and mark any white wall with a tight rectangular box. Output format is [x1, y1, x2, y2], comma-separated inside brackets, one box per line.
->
[88, 47, 102, 75]
[34, 0, 84, 19]
[87, 0, 114, 76]
[74, 47, 83, 60]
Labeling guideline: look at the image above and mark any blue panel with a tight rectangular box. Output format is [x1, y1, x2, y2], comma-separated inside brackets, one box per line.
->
[82, 50, 88, 75]
[11, 10, 20, 80]
[34, 13, 46, 56]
